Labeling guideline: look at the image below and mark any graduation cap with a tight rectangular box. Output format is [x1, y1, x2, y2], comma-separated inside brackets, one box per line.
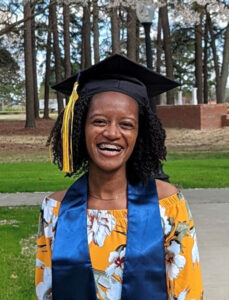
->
[52, 54, 179, 101]
[52, 54, 179, 173]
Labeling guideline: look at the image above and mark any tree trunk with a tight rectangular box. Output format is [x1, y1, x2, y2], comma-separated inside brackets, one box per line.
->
[195, 16, 203, 104]
[161, 2, 174, 104]
[44, 8, 52, 119]
[63, 3, 71, 105]
[136, 19, 140, 62]
[31, 5, 39, 118]
[127, 7, 136, 61]
[220, 23, 229, 102]
[50, 0, 63, 114]
[207, 13, 221, 103]
[63, 3, 71, 78]
[82, 3, 91, 69]
[24, 1, 35, 128]
[92, 0, 99, 63]
[203, 17, 208, 104]
[111, 7, 120, 54]
[156, 8, 163, 105]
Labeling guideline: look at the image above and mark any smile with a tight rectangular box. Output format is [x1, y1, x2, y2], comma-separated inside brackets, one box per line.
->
[98, 143, 123, 152]
[97, 143, 124, 156]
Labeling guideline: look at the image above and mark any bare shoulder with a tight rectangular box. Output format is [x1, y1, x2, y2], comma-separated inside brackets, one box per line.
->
[155, 179, 178, 200]
[48, 190, 67, 202]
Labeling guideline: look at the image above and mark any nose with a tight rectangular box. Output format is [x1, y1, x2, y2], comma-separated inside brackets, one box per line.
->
[103, 122, 121, 140]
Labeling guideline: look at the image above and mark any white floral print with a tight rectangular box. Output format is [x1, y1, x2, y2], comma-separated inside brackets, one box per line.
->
[169, 289, 188, 300]
[165, 240, 186, 280]
[106, 247, 126, 279]
[42, 198, 57, 223]
[96, 273, 122, 300]
[41, 198, 58, 250]
[87, 209, 116, 247]
[106, 281, 122, 300]
[190, 228, 200, 264]
[159, 205, 173, 235]
[36, 259, 52, 300]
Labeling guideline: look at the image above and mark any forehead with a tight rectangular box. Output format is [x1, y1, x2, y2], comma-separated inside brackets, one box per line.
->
[88, 91, 139, 114]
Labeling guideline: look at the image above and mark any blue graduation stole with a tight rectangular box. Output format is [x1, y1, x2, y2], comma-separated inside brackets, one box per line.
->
[52, 174, 167, 299]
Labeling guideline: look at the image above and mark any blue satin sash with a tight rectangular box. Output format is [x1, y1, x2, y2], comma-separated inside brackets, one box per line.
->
[52, 174, 167, 299]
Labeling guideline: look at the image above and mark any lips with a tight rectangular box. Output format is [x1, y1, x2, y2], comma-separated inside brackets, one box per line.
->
[96, 143, 124, 157]
[97, 143, 123, 152]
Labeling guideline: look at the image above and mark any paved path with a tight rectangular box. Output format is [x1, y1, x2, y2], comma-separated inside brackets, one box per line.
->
[183, 189, 229, 300]
[0, 188, 229, 299]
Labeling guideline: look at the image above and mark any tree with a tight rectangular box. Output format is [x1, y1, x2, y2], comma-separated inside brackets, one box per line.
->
[156, 8, 163, 104]
[2, 0, 229, 111]
[111, 7, 120, 54]
[92, 0, 100, 63]
[44, 4, 52, 119]
[127, 7, 137, 61]
[203, 16, 209, 104]
[24, 0, 35, 128]
[161, 1, 175, 104]
[82, 2, 92, 68]
[168, 0, 229, 103]
[221, 23, 229, 102]
[50, 0, 63, 114]
[194, 4, 203, 104]
[31, 3, 39, 118]
[0, 46, 24, 105]
[207, 12, 229, 103]
[0, 1, 51, 36]
[63, 2, 71, 79]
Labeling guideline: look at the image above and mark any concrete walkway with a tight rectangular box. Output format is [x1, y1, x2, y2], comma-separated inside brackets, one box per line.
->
[0, 188, 229, 299]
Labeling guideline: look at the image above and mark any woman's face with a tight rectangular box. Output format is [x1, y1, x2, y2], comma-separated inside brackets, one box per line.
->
[85, 91, 139, 173]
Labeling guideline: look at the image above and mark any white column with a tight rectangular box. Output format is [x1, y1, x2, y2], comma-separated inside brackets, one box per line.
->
[178, 91, 183, 105]
[192, 87, 198, 105]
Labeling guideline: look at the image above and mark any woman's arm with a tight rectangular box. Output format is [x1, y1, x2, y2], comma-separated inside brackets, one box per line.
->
[35, 194, 63, 300]
[159, 187, 203, 300]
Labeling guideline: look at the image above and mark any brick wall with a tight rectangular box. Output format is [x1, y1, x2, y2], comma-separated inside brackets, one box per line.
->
[222, 115, 229, 127]
[157, 104, 227, 129]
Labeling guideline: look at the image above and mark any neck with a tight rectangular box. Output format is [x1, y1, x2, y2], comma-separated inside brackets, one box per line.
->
[88, 166, 127, 197]
[87, 165, 127, 209]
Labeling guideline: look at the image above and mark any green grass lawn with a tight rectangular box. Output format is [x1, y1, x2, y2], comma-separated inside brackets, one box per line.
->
[0, 152, 228, 192]
[0, 162, 76, 193]
[164, 158, 229, 188]
[0, 206, 39, 299]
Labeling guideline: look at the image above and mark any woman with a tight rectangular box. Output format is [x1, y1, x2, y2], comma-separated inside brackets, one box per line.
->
[35, 54, 203, 300]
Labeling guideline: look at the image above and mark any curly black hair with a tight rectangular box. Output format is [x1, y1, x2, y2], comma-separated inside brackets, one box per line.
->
[47, 94, 167, 185]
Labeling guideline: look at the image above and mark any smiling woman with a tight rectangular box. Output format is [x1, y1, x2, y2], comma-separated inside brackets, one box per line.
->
[35, 54, 203, 300]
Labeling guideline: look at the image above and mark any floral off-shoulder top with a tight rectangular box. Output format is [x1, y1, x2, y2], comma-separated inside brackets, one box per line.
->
[35, 192, 203, 300]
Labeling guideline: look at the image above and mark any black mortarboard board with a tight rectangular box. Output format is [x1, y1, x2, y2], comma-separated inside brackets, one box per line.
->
[52, 54, 180, 101]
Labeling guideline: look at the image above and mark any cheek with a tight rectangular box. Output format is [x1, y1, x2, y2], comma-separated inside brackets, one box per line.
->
[85, 125, 93, 153]
[85, 126, 100, 150]
[127, 131, 138, 152]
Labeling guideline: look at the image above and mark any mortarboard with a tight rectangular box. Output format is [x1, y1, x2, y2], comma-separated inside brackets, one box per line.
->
[52, 54, 179, 101]
[52, 54, 180, 173]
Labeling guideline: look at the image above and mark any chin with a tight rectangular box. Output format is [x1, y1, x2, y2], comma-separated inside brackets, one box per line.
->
[90, 160, 126, 174]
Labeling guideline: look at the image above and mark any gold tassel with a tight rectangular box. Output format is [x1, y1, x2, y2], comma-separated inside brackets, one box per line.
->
[61, 82, 79, 173]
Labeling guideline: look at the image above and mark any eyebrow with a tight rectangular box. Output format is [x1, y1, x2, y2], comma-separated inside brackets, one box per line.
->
[88, 113, 105, 119]
[88, 114, 137, 122]
[121, 117, 137, 122]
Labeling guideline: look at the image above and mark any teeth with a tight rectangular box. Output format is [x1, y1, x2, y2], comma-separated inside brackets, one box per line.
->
[98, 144, 122, 151]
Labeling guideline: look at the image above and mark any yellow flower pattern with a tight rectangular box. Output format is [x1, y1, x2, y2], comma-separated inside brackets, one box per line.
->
[35, 192, 203, 300]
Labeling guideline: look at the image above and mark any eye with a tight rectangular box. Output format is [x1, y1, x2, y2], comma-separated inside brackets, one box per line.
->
[92, 119, 107, 126]
[120, 122, 134, 129]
